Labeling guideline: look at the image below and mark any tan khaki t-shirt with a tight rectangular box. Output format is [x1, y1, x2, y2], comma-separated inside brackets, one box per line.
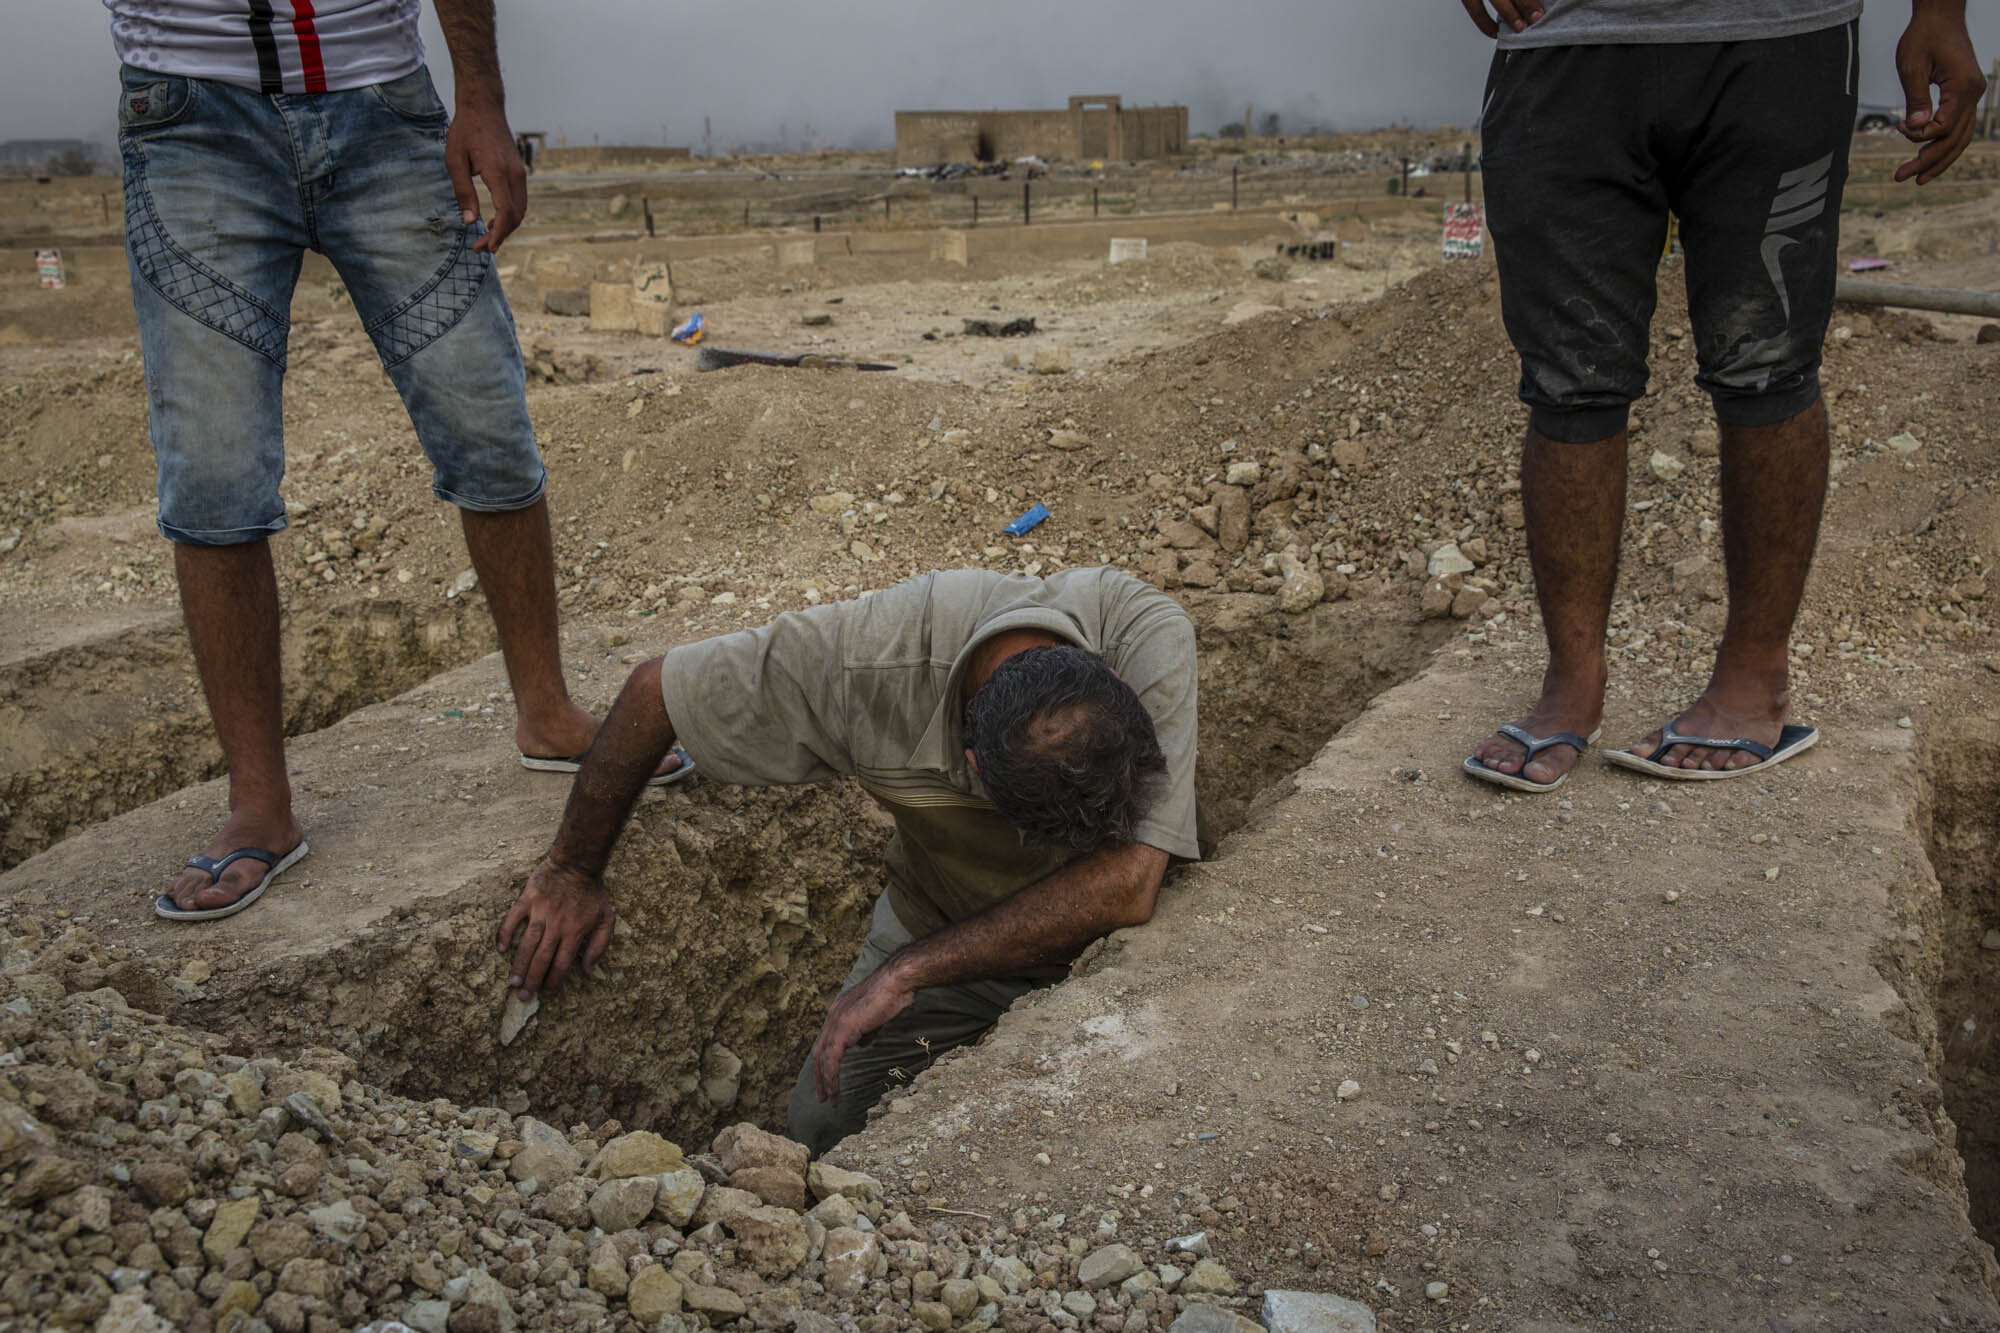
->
[658, 568, 1199, 948]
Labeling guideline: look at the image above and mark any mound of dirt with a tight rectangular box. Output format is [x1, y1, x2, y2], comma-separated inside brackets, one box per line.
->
[0, 917, 1260, 1333]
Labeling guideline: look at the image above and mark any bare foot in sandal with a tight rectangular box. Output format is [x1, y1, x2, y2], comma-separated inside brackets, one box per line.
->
[158, 808, 305, 919]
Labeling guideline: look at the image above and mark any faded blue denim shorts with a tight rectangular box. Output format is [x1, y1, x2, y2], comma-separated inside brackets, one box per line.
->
[117, 63, 545, 545]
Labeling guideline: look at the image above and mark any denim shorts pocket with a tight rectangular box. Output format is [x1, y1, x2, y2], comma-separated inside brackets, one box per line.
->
[370, 67, 449, 125]
[117, 70, 199, 134]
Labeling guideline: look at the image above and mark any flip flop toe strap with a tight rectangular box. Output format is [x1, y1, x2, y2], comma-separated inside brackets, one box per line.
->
[183, 848, 280, 884]
[1645, 722, 1775, 764]
[1495, 723, 1592, 758]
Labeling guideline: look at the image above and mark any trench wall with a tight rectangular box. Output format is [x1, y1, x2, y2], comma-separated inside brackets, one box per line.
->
[134, 598, 1448, 1147]
[0, 597, 494, 868]
[1923, 719, 2000, 1245]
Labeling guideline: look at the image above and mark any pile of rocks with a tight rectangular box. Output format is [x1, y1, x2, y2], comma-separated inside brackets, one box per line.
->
[1105, 258, 1995, 713]
[526, 342, 607, 386]
[0, 918, 1298, 1333]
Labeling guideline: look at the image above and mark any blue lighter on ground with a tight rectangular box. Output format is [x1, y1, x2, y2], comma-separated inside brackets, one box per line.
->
[1003, 504, 1050, 537]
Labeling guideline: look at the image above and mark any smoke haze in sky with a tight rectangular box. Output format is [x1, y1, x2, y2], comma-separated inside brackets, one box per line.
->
[7, 2, 1995, 152]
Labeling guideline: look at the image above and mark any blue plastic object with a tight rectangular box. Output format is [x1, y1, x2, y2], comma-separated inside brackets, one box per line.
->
[1003, 504, 1050, 537]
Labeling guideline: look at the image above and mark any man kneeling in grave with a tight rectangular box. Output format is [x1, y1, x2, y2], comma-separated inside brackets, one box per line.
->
[495, 567, 1200, 1153]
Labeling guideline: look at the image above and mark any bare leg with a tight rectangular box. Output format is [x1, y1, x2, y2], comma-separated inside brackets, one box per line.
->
[1627, 397, 1827, 771]
[1472, 427, 1627, 786]
[163, 539, 305, 911]
[459, 499, 681, 774]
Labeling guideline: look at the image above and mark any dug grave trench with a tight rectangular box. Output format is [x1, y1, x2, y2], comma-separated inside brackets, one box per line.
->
[1925, 716, 2000, 1250]
[0, 591, 1447, 1157]
[832, 658, 2000, 1329]
[0, 591, 501, 871]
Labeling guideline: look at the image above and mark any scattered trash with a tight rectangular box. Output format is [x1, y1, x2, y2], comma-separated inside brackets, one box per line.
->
[1003, 503, 1050, 537]
[694, 346, 896, 372]
[1848, 257, 1893, 272]
[1442, 204, 1485, 260]
[899, 162, 1007, 182]
[962, 316, 1037, 337]
[671, 311, 705, 344]
[35, 249, 64, 289]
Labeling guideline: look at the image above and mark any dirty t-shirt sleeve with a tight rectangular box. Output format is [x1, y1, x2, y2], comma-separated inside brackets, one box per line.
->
[657, 602, 853, 786]
[1115, 604, 1201, 862]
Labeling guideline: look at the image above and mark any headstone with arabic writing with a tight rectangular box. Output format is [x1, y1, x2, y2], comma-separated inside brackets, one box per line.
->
[1441, 205, 1484, 261]
[36, 249, 65, 289]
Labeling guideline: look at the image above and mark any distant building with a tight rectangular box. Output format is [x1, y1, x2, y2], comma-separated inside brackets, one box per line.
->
[894, 96, 1188, 167]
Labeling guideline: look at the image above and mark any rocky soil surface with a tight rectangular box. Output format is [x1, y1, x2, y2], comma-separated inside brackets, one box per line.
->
[1, 919, 1282, 1333]
[3, 164, 2000, 1332]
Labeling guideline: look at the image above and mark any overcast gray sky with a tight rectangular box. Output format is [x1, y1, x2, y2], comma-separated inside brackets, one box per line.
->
[8, 2, 1997, 151]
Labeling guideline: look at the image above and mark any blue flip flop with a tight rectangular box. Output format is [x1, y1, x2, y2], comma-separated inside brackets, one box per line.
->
[520, 744, 696, 787]
[155, 841, 309, 922]
[1463, 724, 1604, 794]
[1604, 718, 1819, 781]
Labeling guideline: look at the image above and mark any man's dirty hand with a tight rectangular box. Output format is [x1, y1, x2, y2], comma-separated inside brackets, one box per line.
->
[810, 968, 916, 1103]
[1894, 8, 1987, 185]
[496, 858, 612, 999]
[446, 97, 527, 252]
[1459, 0, 1545, 38]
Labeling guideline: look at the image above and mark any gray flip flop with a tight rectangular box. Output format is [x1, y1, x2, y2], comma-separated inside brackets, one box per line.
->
[155, 841, 309, 922]
[1605, 718, 1819, 781]
[1464, 725, 1604, 794]
[520, 744, 696, 787]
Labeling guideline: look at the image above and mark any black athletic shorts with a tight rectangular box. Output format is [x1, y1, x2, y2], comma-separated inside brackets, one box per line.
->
[1480, 20, 1859, 442]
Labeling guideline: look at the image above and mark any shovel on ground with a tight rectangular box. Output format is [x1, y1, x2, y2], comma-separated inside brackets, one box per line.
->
[694, 346, 896, 373]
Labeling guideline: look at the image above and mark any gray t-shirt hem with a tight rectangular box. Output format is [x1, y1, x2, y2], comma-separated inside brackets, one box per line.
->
[1497, 4, 1858, 48]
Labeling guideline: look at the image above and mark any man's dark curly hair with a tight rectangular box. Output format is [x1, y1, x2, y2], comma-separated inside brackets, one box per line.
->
[963, 644, 1167, 852]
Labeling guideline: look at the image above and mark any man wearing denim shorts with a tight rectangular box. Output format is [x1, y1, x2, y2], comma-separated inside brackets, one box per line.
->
[1460, 0, 1986, 792]
[109, 1, 680, 920]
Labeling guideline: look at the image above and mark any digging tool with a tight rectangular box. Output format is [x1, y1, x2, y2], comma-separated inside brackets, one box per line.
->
[694, 346, 897, 373]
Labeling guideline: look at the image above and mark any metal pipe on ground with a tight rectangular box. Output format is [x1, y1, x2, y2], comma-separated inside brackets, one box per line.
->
[1835, 280, 2000, 320]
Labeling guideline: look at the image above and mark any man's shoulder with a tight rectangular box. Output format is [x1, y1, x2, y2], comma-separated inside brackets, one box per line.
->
[1046, 564, 1181, 610]
[850, 566, 1186, 657]
[1060, 566, 1192, 633]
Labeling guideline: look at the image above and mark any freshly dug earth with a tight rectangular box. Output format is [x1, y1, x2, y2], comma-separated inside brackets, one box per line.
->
[0, 951, 1264, 1333]
[845, 667, 2000, 1332]
[0, 599, 498, 868]
[0, 592, 1446, 1159]
[4, 169, 2000, 1332]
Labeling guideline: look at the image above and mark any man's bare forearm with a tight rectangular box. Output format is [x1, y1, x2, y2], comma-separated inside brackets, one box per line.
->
[431, 0, 504, 106]
[545, 660, 677, 880]
[878, 843, 1169, 992]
